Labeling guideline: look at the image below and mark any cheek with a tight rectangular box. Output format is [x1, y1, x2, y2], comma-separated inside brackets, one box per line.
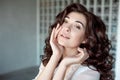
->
[71, 33, 85, 46]
[72, 37, 81, 47]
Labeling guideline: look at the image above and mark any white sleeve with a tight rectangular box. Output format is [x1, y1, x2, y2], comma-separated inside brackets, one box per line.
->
[33, 63, 45, 80]
[71, 67, 100, 80]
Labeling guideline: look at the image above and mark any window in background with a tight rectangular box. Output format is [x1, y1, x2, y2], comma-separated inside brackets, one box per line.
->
[39, 0, 119, 78]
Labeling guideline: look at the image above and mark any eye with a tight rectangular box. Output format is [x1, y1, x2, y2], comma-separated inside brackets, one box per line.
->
[75, 24, 81, 29]
[76, 26, 81, 29]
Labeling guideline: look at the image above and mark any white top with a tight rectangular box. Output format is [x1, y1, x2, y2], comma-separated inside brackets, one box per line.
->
[34, 63, 100, 80]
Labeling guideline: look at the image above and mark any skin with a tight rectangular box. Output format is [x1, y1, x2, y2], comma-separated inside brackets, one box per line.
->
[36, 12, 89, 80]
[57, 12, 87, 57]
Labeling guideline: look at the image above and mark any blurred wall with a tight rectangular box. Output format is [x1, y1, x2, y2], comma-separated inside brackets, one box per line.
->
[0, 0, 37, 74]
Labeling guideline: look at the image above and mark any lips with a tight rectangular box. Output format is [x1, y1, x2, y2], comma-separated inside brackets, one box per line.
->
[60, 34, 70, 39]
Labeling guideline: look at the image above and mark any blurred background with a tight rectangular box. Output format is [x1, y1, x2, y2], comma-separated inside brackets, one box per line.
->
[0, 0, 120, 80]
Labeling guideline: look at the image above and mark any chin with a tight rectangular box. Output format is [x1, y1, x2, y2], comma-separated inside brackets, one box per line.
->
[57, 38, 71, 47]
[58, 40, 65, 46]
[58, 40, 72, 48]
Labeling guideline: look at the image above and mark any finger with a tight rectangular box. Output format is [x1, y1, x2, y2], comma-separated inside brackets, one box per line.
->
[74, 53, 82, 57]
[55, 23, 60, 30]
[83, 48, 87, 53]
[83, 48, 89, 58]
[77, 47, 84, 54]
[77, 48, 86, 58]
[56, 27, 62, 38]
[54, 24, 61, 38]
[50, 28, 55, 44]
[78, 48, 89, 59]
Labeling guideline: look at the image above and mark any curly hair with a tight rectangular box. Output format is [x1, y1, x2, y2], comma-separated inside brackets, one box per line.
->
[41, 3, 114, 80]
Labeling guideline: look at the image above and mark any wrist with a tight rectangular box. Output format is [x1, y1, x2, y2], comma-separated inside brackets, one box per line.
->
[51, 54, 61, 62]
[60, 59, 68, 67]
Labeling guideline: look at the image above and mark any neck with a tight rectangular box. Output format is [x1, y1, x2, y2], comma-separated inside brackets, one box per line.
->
[63, 47, 78, 58]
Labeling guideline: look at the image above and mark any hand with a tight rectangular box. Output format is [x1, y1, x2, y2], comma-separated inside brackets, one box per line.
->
[50, 24, 64, 58]
[61, 48, 89, 67]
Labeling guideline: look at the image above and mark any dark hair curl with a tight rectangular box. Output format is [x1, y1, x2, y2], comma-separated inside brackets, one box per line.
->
[42, 3, 114, 80]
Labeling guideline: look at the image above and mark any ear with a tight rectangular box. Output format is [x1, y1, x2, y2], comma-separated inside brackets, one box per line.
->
[81, 39, 87, 44]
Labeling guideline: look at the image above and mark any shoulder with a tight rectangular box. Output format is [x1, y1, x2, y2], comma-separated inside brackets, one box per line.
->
[39, 62, 45, 73]
[34, 63, 45, 80]
[71, 65, 100, 80]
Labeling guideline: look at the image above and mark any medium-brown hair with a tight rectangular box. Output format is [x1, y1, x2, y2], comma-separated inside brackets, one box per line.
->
[42, 3, 114, 80]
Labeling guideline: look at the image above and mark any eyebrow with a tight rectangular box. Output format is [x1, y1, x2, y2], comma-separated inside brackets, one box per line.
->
[65, 16, 85, 28]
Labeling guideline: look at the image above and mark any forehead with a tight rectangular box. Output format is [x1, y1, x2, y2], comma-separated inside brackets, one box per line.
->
[67, 12, 87, 27]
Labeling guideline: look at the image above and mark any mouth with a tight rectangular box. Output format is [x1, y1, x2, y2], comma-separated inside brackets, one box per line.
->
[61, 34, 70, 39]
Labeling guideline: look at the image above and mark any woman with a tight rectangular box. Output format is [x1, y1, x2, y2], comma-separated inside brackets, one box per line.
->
[35, 3, 114, 80]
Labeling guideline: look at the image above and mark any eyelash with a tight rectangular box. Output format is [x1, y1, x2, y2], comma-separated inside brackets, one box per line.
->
[75, 24, 81, 29]
[64, 18, 81, 30]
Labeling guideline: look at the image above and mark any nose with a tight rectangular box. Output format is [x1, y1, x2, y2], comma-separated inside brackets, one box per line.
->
[64, 24, 72, 32]
[65, 27, 70, 32]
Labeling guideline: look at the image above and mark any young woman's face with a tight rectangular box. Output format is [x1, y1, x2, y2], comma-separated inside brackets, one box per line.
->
[57, 12, 87, 48]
